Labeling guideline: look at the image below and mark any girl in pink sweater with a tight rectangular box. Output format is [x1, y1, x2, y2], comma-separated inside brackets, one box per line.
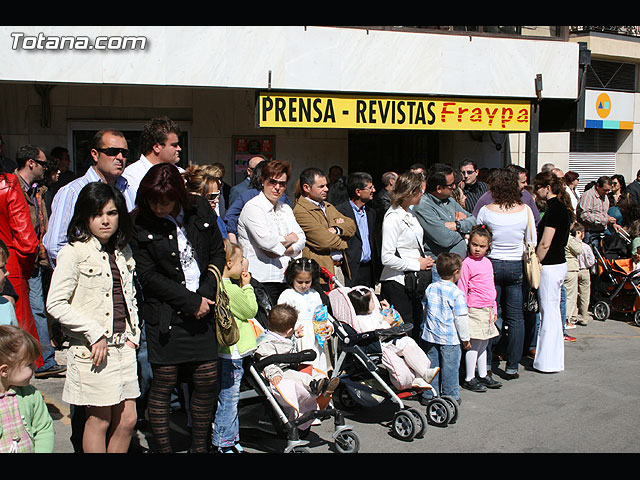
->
[457, 225, 502, 392]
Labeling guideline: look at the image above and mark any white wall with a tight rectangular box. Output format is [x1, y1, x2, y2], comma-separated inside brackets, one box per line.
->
[1, 26, 580, 100]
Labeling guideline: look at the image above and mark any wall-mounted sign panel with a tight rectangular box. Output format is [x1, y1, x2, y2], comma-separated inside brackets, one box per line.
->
[257, 92, 531, 132]
[584, 89, 633, 130]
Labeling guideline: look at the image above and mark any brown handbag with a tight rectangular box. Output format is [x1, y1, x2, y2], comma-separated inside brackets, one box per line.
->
[207, 264, 240, 347]
[523, 206, 542, 290]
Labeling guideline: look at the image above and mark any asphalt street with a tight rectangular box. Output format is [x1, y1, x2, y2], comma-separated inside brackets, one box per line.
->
[33, 311, 640, 454]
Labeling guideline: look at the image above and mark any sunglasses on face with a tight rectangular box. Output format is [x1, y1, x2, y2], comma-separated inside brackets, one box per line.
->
[267, 178, 287, 188]
[205, 192, 220, 201]
[96, 147, 129, 158]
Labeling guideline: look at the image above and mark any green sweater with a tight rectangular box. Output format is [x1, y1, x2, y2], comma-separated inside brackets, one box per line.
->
[217, 278, 259, 357]
[0, 385, 55, 453]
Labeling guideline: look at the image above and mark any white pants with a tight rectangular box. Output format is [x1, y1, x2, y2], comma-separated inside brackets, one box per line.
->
[533, 263, 567, 373]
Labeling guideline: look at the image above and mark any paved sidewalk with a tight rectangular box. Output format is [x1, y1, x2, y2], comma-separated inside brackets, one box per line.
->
[32, 312, 640, 453]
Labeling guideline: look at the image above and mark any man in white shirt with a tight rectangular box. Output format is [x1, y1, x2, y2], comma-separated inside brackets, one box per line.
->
[123, 116, 182, 196]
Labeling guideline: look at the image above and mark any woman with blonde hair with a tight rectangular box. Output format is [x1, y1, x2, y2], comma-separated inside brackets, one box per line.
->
[183, 165, 228, 239]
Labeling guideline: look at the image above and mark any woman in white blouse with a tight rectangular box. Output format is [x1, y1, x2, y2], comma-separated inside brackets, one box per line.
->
[380, 171, 434, 338]
[237, 160, 305, 304]
[564, 171, 581, 211]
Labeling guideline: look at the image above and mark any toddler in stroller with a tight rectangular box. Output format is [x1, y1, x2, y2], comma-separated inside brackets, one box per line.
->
[327, 285, 459, 440]
[254, 304, 340, 418]
[345, 287, 439, 390]
[245, 303, 360, 452]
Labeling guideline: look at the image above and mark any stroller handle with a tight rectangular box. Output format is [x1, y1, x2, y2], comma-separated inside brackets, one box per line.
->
[253, 349, 317, 371]
[319, 266, 340, 290]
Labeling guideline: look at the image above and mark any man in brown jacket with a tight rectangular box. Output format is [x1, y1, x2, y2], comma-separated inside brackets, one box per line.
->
[293, 167, 356, 287]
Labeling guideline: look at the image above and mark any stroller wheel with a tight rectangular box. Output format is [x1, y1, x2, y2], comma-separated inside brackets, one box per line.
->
[440, 396, 459, 424]
[634, 310, 640, 328]
[426, 398, 452, 427]
[334, 429, 360, 454]
[407, 407, 428, 438]
[392, 410, 418, 441]
[593, 301, 610, 321]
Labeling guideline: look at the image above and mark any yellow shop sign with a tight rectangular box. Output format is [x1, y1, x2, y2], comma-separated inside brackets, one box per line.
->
[257, 92, 531, 131]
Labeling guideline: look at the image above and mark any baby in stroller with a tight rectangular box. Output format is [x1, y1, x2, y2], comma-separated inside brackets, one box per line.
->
[254, 304, 340, 428]
[342, 287, 439, 391]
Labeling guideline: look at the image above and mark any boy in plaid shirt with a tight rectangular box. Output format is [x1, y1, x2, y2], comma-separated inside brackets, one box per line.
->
[419, 253, 470, 404]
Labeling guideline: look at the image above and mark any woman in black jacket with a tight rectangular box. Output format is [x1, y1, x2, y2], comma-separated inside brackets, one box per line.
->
[130, 163, 225, 453]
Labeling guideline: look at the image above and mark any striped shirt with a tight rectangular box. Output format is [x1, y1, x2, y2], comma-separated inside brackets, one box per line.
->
[462, 180, 488, 215]
[577, 186, 609, 231]
[43, 167, 135, 268]
[421, 279, 470, 345]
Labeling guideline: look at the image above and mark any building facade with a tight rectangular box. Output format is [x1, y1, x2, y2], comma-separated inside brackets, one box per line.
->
[0, 26, 606, 189]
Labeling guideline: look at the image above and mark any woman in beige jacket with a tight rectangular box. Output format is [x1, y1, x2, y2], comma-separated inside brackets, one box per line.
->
[46, 182, 139, 453]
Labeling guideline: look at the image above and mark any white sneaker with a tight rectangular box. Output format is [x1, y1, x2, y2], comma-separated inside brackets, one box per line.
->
[411, 377, 433, 390]
[423, 367, 440, 384]
[565, 322, 577, 330]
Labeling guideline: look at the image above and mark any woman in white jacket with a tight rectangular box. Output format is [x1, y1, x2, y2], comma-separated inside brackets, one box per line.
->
[379, 171, 434, 338]
[46, 182, 139, 453]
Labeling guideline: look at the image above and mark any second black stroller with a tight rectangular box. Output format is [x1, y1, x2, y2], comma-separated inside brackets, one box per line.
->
[322, 274, 459, 442]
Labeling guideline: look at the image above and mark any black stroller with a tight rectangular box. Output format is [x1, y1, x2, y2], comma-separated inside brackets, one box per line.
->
[320, 270, 459, 441]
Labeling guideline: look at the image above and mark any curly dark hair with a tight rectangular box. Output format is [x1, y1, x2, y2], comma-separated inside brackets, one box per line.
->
[488, 168, 522, 208]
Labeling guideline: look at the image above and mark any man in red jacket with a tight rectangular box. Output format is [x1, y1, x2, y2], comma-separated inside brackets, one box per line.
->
[0, 171, 43, 368]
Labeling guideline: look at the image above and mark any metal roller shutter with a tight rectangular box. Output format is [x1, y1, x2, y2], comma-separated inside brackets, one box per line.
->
[569, 152, 617, 194]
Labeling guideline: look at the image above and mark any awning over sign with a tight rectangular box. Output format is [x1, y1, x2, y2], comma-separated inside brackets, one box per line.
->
[584, 90, 634, 130]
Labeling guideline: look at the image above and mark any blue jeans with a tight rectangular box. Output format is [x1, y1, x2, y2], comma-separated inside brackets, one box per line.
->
[30, 266, 56, 371]
[489, 259, 524, 375]
[418, 340, 461, 401]
[212, 357, 245, 448]
[137, 324, 153, 398]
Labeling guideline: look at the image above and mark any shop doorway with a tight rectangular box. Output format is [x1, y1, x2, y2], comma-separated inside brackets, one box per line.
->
[348, 130, 439, 188]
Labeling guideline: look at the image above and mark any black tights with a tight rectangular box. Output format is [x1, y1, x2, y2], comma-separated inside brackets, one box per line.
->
[147, 361, 218, 453]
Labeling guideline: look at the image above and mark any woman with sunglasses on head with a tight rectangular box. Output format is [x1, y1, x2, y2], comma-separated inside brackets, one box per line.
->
[237, 160, 305, 305]
[129, 162, 225, 453]
[183, 165, 228, 239]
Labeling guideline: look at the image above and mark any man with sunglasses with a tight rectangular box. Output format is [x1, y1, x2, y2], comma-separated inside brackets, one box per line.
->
[44, 130, 135, 269]
[123, 116, 182, 196]
[413, 163, 476, 262]
[459, 159, 488, 214]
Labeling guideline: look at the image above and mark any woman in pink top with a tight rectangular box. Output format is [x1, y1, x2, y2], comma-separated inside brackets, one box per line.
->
[457, 225, 501, 392]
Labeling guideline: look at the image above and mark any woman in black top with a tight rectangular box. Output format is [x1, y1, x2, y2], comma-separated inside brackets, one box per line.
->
[130, 163, 225, 453]
[532, 171, 573, 373]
